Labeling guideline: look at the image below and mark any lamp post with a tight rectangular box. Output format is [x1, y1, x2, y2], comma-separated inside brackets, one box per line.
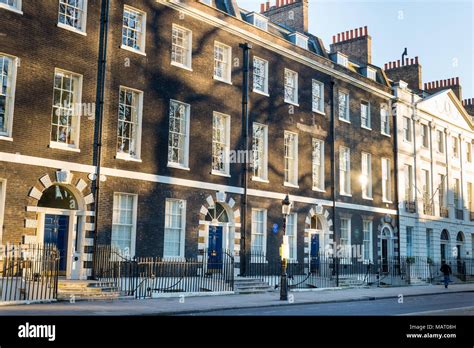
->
[280, 194, 291, 301]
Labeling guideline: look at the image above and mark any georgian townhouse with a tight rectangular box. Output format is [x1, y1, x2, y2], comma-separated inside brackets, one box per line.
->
[386, 60, 474, 269]
[0, 0, 399, 280]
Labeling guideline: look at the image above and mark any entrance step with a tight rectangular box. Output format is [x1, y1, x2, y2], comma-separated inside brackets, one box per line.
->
[234, 277, 274, 294]
[57, 280, 122, 301]
[338, 277, 365, 287]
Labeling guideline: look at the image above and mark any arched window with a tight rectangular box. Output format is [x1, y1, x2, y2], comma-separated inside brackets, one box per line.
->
[441, 229, 449, 241]
[456, 232, 464, 242]
[38, 185, 78, 210]
[310, 216, 323, 230]
[381, 226, 391, 238]
[205, 203, 229, 223]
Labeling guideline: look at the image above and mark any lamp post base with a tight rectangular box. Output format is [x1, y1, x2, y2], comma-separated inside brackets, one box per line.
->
[280, 259, 288, 301]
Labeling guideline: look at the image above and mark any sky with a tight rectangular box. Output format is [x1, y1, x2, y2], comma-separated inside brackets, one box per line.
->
[237, 0, 474, 100]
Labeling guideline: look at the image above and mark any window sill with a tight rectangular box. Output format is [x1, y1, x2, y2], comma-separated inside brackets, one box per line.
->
[211, 171, 231, 178]
[167, 162, 190, 171]
[253, 89, 269, 97]
[0, 3, 23, 14]
[284, 182, 299, 189]
[339, 193, 352, 197]
[48, 142, 80, 153]
[252, 177, 269, 183]
[339, 118, 351, 124]
[362, 196, 373, 201]
[57, 23, 87, 36]
[115, 153, 142, 162]
[382, 200, 393, 204]
[0, 136, 13, 142]
[312, 187, 326, 193]
[381, 132, 391, 138]
[120, 45, 147, 56]
[313, 109, 325, 116]
[213, 77, 232, 85]
[171, 61, 193, 72]
[284, 100, 299, 107]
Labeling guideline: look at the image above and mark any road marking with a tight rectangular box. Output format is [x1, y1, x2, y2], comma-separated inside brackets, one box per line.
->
[397, 305, 474, 316]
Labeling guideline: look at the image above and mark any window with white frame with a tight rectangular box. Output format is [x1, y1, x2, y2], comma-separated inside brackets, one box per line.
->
[382, 158, 391, 202]
[362, 220, 372, 262]
[0, 0, 21, 12]
[111, 193, 137, 257]
[467, 142, 472, 162]
[336, 53, 348, 67]
[58, 0, 87, 32]
[212, 112, 230, 175]
[452, 136, 459, 158]
[454, 178, 461, 210]
[248, 12, 268, 31]
[252, 123, 268, 181]
[361, 152, 372, 199]
[122, 6, 146, 53]
[404, 164, 414, 202]
[286, 213, 297, 260]
[253, 57, 268, 95]
[168, 100, 190, 168]
[51, 69, 82, 148]
[421, 124, 429, 148]
[312, 80, 324, 113]
[164, 199, 186, 258]
[171, 24, 192, 69]
[214, 42, 231, 83]
[339, 147, 351, 195]
[366, 68, 376, 81]
[340, 218, 351, 258]
[406, 226, 413, 257]
[381, 107, 390, 135]
[360, 101, 370, 129]
[284, 131, 298, 186]
[117, 87, 143, 159]
[436, 130, 444, 153]
[251, 209, 266, 255]
[284, 69, 298, 105]
[338, 91, 349, 122]
[0, 54, 17, 137]
[403, 116, 412, 142]
[312, 138, 324, 191]
[289, 33, 308, 49]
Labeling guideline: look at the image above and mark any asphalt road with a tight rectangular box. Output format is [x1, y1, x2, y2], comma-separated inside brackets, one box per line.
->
[187, 292, 474, 316]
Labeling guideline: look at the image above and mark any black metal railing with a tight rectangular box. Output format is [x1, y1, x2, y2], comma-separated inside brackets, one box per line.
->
[240, 250, 474, 290]
[0, 244, 59, 303]
[423, 203, 433, 215]
[455, 209, 464, 220]
[93, 245, 234, 299]
[440, 206, 449, 218]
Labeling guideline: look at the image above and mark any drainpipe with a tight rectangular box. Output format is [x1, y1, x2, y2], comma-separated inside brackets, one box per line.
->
[239, 43, 252, 276]
[91, 0, 110, 279]
[391, 97, 401, 267]
[329, 78, 337, 286]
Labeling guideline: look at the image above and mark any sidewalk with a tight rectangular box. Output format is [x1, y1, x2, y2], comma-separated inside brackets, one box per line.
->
[0, 284, 473, 316]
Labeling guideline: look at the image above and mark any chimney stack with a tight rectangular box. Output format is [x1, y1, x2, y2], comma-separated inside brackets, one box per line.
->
[330, 26, 372, 65]
[462, 98, 474, 117]
[260, 0, 309, 33]
[384, 56, 422, 92]
[424, 77, 463, 101]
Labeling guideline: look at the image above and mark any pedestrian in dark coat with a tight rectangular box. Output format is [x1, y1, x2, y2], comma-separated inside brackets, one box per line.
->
[440, 261, 452, 288]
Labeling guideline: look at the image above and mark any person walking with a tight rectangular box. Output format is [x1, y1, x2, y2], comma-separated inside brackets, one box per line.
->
[440, 261, 452, 288]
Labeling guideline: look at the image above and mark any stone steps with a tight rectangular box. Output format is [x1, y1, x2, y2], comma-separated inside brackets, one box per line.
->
[57, 280, 123, 301]
[234, 278, 274, 294]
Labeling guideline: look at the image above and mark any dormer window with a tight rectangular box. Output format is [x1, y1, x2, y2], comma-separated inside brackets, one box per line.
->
[337, 53, 348, 67]
[289, 32, 308, 50]
[366, 67, 376, 81]
[246, 12, 268, 31]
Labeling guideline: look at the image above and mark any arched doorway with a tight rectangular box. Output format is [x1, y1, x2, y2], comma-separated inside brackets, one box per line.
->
[456, 232, 464, 259]
[440, 229, 450, 261]
[308, 215, 324, 272]
[380, 225, 393, 273]
[204, 202, 233, 268]
[37, 184, 84, 279]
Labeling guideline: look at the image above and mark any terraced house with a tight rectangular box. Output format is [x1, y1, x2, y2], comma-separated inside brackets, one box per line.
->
[0, 0, 402, 287]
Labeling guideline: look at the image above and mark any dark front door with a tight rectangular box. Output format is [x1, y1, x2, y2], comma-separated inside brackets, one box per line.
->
[208, 226, 223, 270]
[381, 239, 388, 273]
[440, 243, 447, 261]
[44, 214, 69, 273]
[310, 233, 320, 273]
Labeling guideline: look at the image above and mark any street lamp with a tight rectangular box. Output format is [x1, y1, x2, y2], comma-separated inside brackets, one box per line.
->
[280, 194, 292, 301]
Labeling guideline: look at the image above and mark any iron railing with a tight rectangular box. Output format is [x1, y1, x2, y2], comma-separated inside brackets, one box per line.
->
[440, 206, 449, 218]
[93, 245, 234, 299]
[0, 244, 59, 303]
[455, 209, 464, 220]
[404, 201, 416, 213]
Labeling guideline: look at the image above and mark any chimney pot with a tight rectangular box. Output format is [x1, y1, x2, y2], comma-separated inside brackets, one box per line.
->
[355, 28, 358, 37]
[405, 58, 409, 65]
[276, 0, 280, 7]
[260, 3, 265, 12]
[384, 63, 387, 70]
[333, 35, 336, 44]
[364, 26, 368, 36]
[346, 30, 350, 39]
[342, 32, 345, 41]
[397, 59, 400, 67]
[337, 33, 341, 42]
[424, 83, 427, 90]
[456, 77, 459, 85]
[350, 29, 354, 39]
[411, 58, 414, 65]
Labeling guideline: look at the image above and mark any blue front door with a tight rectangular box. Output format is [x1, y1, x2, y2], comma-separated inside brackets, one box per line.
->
[44, 215, 69, 272]
[208, 226, 223, 270]
[310, 233, 320, 273]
